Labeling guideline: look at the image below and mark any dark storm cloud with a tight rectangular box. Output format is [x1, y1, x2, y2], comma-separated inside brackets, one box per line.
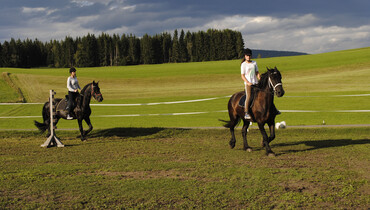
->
[0, 0, 369, 53]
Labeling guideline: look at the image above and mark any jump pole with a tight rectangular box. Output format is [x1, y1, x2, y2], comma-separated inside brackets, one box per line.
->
[41, 90, 64, 148]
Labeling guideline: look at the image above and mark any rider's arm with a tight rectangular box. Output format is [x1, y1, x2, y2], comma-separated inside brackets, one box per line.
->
[241, 74, 253, 86]
[67, 77, 74, 92]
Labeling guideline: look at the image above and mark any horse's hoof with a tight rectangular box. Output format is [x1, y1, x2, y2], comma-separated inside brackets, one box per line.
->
[229, 141, 236, 149]
[246, 148, 252, 152]
[267, 152, 276, 157]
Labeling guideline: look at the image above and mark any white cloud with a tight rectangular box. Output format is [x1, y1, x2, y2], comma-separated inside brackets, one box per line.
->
[22, 7, 47, 13]
[182, 14, 370, 53]
[71, 0, 95, 7]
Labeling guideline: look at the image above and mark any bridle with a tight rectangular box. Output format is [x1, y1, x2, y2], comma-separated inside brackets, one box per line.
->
[268, 74, 282, 94]
[91, 84, 102, 99]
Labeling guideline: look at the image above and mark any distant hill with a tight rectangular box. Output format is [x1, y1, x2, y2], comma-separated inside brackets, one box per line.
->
[252, 49, 308, 58]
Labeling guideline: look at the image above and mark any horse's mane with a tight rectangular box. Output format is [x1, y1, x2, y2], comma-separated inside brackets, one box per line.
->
[81, 82, 93, 94]
[256, 71, 269, 89]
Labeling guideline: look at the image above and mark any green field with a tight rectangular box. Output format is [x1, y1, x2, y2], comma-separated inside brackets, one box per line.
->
[1, 47, 370, 129]
[0, 48, 369, 209]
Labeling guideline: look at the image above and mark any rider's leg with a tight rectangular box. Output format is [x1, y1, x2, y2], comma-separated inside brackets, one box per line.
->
[66, 91, 74, 119]
[244, 85, 252, 119]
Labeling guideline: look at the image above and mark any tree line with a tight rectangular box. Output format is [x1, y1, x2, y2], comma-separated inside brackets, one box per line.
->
[0, 29, 244, 68]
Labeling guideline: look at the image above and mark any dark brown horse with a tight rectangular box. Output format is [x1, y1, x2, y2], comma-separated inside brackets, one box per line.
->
[34, 81, 103, 140]
[222, 67, 285, 156]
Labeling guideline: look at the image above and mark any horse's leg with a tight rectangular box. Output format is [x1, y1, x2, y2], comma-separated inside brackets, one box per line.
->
[77, 119, 86, 141]
[229, 116, 239, 149]
[258, 122, 275, 156]
[242, 119, 252, 152]
[83, 116, 93, 136]
[268, 121, 276, 144]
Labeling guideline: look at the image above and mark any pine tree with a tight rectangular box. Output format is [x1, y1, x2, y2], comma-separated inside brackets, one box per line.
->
[140, 34, 155, 64]
[171, 29, 180, 63]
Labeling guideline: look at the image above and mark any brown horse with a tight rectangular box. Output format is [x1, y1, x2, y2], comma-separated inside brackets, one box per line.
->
[222, 67, 285, 156]
[34, 81, 103, 140]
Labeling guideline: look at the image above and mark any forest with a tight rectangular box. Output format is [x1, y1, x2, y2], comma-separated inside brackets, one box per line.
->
[0, 29, 244, 68]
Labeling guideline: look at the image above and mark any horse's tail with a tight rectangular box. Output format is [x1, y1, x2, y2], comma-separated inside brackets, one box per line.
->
[34, 120, 47, 133]
[219, 119, 241, 128]
[34, 102, 49, 133]
[219, 92, 243, 129]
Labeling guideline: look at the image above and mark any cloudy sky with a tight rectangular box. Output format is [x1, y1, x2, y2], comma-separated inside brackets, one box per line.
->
[1, 0, 369, 54]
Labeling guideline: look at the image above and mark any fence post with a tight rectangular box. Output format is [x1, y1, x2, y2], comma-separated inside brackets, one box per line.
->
[41, 90, 64, 148]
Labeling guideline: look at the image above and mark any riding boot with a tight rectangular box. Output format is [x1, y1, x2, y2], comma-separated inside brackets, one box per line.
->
[244, 85, 252, 119]
[66, 107, 74, 120]
[66, 92, 75, 120]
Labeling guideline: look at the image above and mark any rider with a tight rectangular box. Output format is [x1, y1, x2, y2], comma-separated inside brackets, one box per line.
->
[241, 48, 260, 119]
[66, 67, 81, 120]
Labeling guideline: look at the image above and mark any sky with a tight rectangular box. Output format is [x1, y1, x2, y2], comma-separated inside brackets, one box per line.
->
[1, 0, 369, 54]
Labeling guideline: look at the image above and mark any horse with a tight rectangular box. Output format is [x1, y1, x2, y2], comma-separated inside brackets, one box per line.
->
[34, 81, 103, 140]
[221, 67, 285, 156]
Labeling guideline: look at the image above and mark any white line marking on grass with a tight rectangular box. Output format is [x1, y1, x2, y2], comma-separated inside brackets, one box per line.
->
[0, 116, 40, 119]
[0, 103, 43, 105]
[90, 96, 230, 106]
[285, 94, 370, 98]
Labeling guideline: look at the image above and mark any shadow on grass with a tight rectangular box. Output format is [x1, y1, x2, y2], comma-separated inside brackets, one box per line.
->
[274, 138, 370, 154]
[88, 127, 167, 138]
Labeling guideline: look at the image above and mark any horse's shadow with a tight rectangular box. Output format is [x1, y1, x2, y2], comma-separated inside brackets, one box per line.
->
[274, 138, 370, 154]
[88, 127, 166, 139]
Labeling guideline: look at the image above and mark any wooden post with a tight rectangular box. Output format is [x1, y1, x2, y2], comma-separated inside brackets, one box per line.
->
[41, 90, 64, 148]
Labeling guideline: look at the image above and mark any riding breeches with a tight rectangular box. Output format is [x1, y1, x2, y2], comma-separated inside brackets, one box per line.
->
[245, 85, 252, 113]
[66, 91, 79, 113]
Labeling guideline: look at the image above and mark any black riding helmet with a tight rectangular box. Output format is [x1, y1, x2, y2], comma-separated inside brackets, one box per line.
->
[69, 67, 76, 73]
[243, 48, 252, 56]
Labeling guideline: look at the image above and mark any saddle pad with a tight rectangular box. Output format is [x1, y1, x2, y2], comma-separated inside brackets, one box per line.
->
[239, 95, 246, 107]
[56, 99, 68, 111]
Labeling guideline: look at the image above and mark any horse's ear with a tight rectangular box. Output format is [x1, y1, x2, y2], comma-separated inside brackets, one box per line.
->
[93, 80, 96, 85]
[274, 66, 277, 70]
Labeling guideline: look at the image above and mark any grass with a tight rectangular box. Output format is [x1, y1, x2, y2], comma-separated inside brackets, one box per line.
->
[0, 48, 369, 128]
[0, 127, 369, 209]
[0, 73, 22, 103]
[0, 48, 369, 208]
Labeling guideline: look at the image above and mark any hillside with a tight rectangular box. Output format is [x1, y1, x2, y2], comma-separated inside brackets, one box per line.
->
[252, 49, 308, 58]
[0, 47, 369, 128]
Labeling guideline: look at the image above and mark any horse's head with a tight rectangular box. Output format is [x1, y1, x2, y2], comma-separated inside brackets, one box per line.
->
[91, 81, 103, 102]
[267, 67, 285, 97]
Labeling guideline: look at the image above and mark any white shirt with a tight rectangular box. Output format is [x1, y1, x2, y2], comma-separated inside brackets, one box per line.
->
[67, 76, 81, 92]
[241, 61, 259, 85]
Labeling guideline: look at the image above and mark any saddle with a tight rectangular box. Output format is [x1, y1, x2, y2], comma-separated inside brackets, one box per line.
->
[55, 97, 69, 112]
[56, 95, 80, 112]
[238, 87, 256, 108]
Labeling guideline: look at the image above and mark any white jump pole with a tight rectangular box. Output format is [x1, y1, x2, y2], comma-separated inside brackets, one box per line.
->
[41, 90, 64, 148]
